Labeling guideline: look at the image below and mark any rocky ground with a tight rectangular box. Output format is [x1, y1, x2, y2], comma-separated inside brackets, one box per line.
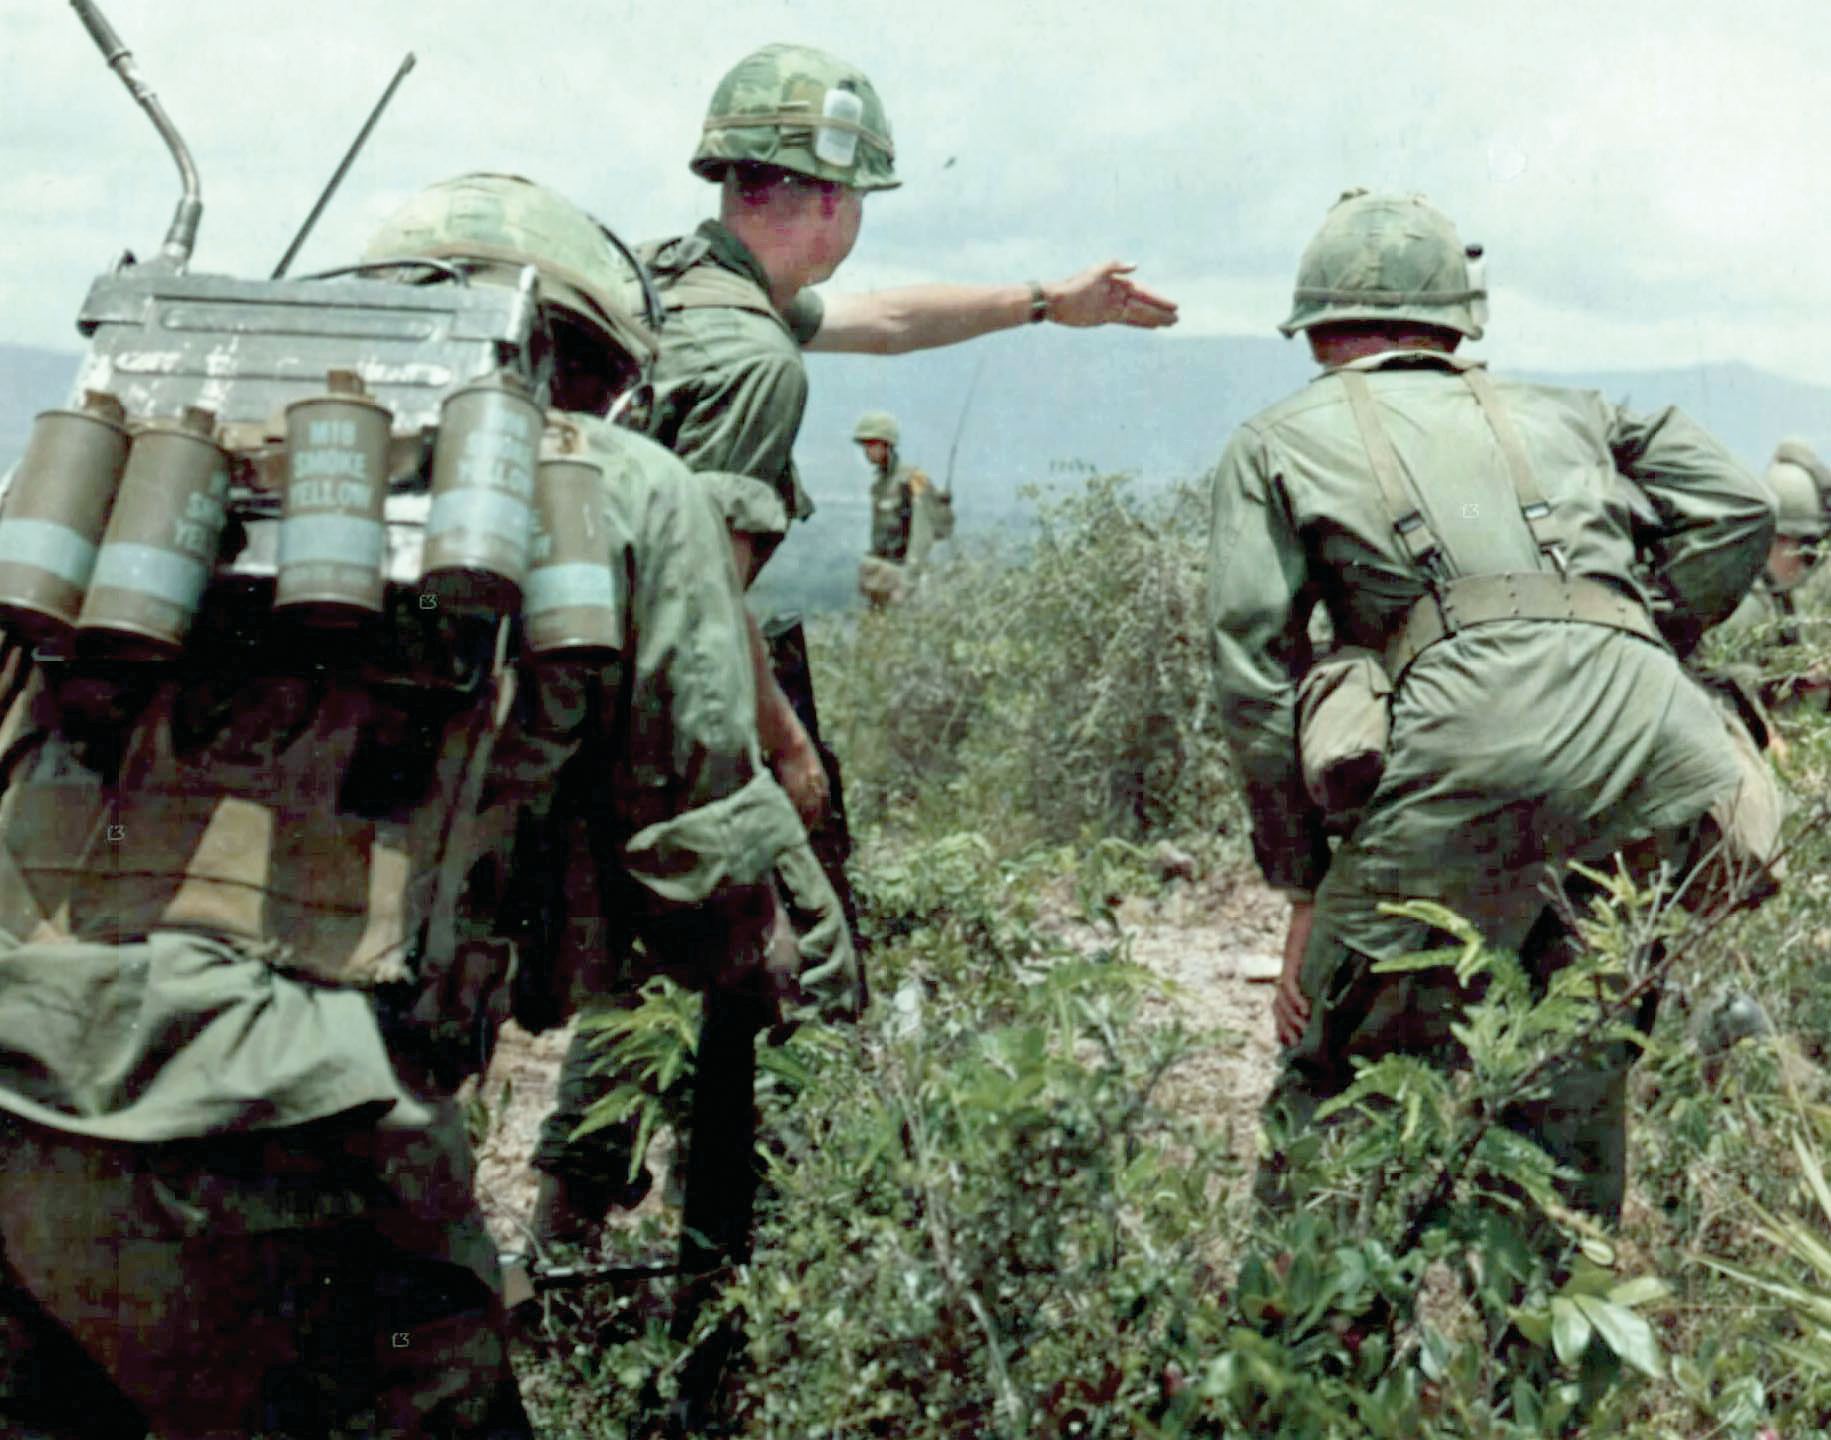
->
[472, 868, 1291, 1256]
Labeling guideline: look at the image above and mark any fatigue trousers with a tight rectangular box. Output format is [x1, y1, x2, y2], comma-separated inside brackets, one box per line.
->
[0, 1109, 531, 1440]
[1255, 859, 1670, 1226]
[533, 1015, 648, 1197]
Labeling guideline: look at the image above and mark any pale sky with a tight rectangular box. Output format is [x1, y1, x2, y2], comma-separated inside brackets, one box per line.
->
[5, 0, 1827, 383]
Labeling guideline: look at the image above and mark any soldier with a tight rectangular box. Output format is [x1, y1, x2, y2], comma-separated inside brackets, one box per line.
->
[1709, 451, 1830, 717]
[0, 173, 834, 1438]
[532, 42, 1178, 1250]
[855, 409, 949, 607]
[640, 40, 1178, 816]
[1207, 190, 1773, 1230]
[1775, 437, 1831, 513]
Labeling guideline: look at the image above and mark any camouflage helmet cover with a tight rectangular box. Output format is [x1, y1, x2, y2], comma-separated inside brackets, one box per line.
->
[361, 173, 657, 367]
[853, 410, 900, 445]
[692, 43, 899, 192]
[1765, 458, 1828, 540]
[1280, 189, 1485, 341]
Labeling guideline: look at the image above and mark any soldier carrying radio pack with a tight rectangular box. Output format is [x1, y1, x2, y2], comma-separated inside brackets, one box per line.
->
[0, 10, 837, 1434]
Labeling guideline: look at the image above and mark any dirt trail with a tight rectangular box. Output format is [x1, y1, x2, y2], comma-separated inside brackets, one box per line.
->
[473, 872, 1291, 1250]
[1105, 875, 1287, 1166]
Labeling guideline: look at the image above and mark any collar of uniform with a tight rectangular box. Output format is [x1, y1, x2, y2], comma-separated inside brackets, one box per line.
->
[695, 219, 777, 301]
[1326, 348, 1480, 374]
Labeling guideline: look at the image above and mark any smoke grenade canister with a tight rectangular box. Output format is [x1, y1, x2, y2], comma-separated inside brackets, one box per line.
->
[424, 371, 541, 616]
[525, 437, 621, 659]
[277, 369, 390, 624]
[0, 390, 130, 644]
[77, 405, 230, 657]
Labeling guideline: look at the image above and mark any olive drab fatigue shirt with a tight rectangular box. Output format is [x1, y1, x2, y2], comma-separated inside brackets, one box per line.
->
[640, 221, 824, 564]
[1207, 350, 1773, 928]
[869, 458, 928, 564]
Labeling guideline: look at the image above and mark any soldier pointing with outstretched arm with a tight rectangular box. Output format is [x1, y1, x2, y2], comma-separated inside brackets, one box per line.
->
[530, 40, 1179, 1430]
[639, 42, 1177, 821]
[535, 39, 1178, 1229]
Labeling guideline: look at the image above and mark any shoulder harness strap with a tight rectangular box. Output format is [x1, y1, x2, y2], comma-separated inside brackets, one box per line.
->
[1337, 359, 1658, 679]
[1339, 370, 1438, 571]
[1338, 360, 1565, 577]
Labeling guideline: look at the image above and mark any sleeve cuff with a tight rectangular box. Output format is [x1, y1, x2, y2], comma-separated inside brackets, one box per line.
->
[703, 472, 792, 537]
[621, 771, 806, 908]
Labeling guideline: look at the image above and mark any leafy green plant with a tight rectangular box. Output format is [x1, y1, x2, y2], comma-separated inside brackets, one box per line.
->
[512, 495, 1831, 1437]
[727, 957, 1238, 1439]
[814, 474, 1245, 856]
[573, 977, 704, 1187]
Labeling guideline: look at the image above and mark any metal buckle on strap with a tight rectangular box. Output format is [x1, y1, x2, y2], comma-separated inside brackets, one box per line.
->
[1394, 512, 1439, 567]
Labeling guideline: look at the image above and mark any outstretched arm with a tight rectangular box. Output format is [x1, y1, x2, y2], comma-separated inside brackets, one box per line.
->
[805, 259, 1178, 355]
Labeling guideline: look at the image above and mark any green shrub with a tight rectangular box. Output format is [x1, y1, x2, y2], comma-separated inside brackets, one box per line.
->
[547, 841, 1743, 1437]
[728, 958, 1237, 1438]
[814, 475, 1244, 856]
[518, 493, 1831, 1437]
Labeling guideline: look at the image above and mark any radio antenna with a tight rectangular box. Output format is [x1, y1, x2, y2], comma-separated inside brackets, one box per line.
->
[70, 0, 202, 271]
[272, 52, 417, 279]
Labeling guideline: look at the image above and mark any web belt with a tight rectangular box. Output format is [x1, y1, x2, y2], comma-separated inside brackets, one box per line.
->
[1384, 571, 1662, 680]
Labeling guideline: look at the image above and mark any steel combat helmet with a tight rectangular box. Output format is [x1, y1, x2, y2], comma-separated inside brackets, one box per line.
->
[1765, 456, 1828, 540]
[1773, 438, 1831, 511]
[362, 173, 657, 372]
[1279, 189, 1486, 341]
[853, 411, 900, 445]
[691, 44, 899, 192]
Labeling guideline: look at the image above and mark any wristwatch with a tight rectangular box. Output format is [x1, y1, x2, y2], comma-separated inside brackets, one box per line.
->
[1027, 280, 1049, 324]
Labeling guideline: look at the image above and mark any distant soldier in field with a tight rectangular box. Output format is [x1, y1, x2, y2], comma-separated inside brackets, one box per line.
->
[1763, 439, 1831, 605]
[854, 409, 951, 607]
[1208, 189, 1774, 1236]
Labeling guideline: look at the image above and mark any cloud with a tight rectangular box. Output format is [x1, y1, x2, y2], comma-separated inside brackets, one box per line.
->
[6, 0, 1829, 386]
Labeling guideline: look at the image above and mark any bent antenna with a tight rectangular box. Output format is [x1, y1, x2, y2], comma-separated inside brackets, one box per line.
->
[70, 0, 202, 271]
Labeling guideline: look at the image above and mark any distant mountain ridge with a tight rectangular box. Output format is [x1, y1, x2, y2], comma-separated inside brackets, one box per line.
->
[5, 332, 1826, 612]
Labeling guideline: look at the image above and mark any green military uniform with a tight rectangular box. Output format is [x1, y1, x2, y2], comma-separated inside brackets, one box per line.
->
[530, 226, 855, 1193]
[1713, 579, 1820, 714]
[871, 467, 949, 571]
[855, 411, 951, 607]
[1771, 441, 1831, 612]
[869, 459, 923, 562]
[638, 221, 825, 565]
[1212, 192, 1772, 1223]
[630, 38, 896, 574]
[537, 45, 892, 1217]
[0, 175, 810, 1439]
[527, 414, 859, 1194]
